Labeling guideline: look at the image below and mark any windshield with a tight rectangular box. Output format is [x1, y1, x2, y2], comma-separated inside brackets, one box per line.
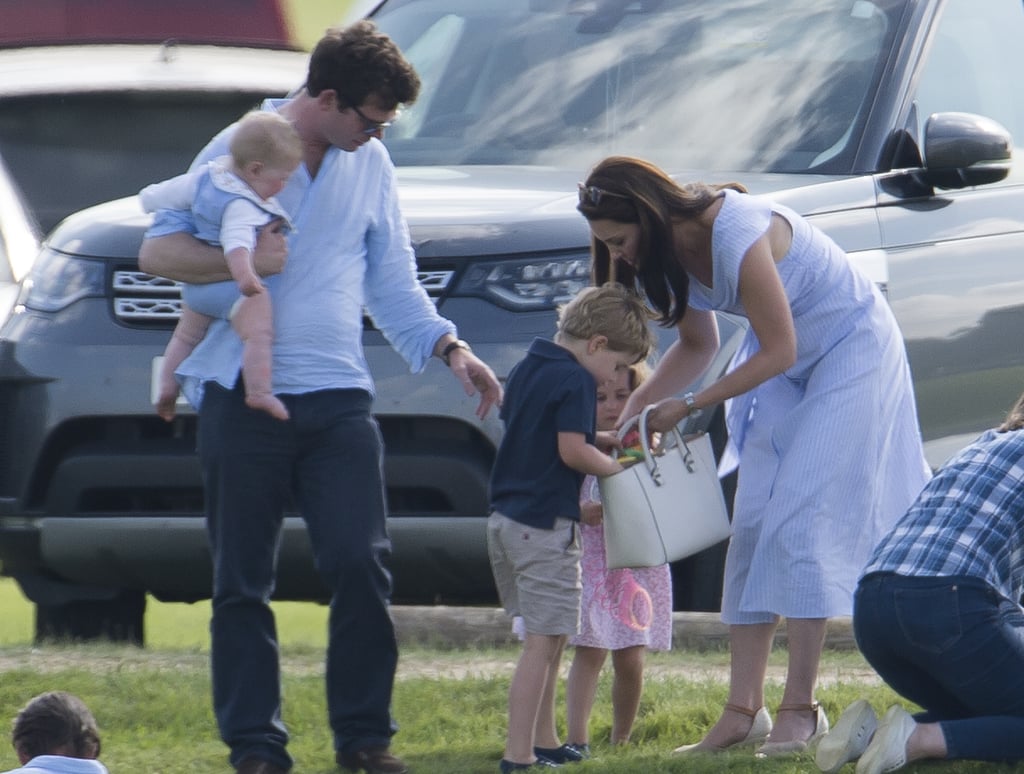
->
[374, 0, 907, 174]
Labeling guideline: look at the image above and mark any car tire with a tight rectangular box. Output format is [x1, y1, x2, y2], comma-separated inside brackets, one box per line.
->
[34, 589, 146, 645]
[669, 407, 734, 612]
[670, 526, 729, 611]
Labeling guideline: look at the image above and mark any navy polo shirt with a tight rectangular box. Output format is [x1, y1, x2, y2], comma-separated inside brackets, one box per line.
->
[489, 337, 597, 529]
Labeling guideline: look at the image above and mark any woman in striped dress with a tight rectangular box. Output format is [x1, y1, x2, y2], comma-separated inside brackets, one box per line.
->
[576, 156, 930, 757]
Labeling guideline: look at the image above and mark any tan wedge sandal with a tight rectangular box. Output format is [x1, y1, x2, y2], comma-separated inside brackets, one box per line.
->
[755, 701, 830, 757]
[672, 703, 773, 755]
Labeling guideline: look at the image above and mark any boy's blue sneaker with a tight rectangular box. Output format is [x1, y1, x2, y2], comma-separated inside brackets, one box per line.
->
[535, 743, 589, 764]
[564, 744, 590, 760]
[499, 759, 560, 772]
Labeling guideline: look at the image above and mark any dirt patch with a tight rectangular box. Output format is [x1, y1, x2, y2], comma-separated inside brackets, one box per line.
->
[0, 610, 879, 685]
[0, 646, 882, 686]
[392, 652, 883, 686]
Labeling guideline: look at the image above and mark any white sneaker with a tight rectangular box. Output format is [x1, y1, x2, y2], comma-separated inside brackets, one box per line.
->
[855, 706, 916, 774]
[816, 699, 877, 773]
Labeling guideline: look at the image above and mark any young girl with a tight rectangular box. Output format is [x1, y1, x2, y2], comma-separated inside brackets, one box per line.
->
[564, 362, 673, 753]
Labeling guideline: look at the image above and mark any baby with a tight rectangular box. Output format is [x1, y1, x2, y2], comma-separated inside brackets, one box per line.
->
[139, 110, 302, 421]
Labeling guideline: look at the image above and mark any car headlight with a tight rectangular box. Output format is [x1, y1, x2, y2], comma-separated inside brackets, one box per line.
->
[454, 253, 592, 311]
[19, 248, 106, 313]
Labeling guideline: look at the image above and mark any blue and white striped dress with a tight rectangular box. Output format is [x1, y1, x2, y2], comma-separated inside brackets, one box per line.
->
[687, 189, 931, 623]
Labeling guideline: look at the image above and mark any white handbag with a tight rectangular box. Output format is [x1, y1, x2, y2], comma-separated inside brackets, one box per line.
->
[599, 404, 732, 569]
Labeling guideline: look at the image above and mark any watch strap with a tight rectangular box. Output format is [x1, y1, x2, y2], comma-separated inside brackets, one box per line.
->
[441, 339, 471, 366]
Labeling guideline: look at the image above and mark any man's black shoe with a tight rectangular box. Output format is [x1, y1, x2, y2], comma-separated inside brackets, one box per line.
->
[235, 758, 289, 774]
[336, 746, 408, 774]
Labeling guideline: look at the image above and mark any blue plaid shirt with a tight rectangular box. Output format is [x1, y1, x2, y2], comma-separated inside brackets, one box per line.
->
[862, 428, 1024, 603]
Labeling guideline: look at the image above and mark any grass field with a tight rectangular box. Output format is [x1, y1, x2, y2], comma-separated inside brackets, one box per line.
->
[0, 576, 328, 650]
[0, 578, 1013, 773]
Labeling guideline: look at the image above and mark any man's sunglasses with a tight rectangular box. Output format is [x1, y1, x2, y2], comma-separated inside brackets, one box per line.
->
[351, 103, 399, 135]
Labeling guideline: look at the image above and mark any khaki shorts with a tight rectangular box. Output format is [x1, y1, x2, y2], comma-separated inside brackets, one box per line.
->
[487, 511, 581, 636]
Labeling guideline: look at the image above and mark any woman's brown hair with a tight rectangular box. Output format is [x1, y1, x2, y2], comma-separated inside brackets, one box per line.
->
[577, 156, 745, 326]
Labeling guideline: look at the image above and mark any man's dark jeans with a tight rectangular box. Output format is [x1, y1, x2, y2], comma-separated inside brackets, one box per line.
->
[855, 572, 1024, 762]
[199, 382, 398, 770]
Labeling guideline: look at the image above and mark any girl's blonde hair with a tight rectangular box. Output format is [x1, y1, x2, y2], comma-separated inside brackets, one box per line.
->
[626, 359, 652, 392]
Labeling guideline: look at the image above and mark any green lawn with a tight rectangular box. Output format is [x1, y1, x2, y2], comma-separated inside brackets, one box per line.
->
[0, 579, 1014, 773]
[0, 576, 328, 650]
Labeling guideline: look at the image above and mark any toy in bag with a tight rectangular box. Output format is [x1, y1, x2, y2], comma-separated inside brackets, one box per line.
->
[615, 428, 645, 467]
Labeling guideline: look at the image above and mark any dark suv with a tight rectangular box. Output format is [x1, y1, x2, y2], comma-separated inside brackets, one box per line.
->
[1, 0, 1022, 642]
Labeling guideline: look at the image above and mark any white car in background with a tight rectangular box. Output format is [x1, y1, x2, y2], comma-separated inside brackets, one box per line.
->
[0, 40, 308, 233]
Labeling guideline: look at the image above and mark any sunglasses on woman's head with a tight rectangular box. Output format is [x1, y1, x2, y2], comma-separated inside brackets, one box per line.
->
[578, 182, 628, 206]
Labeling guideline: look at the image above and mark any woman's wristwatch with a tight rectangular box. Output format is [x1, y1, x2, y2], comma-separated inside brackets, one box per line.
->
[683, 391, 703, 419]
[440, 339, 472, 367]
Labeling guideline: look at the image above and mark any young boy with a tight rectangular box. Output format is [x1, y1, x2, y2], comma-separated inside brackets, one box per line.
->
[139, 110, 302, 422]
[487, 283, 656, 772]
[4, 691, 107, 774]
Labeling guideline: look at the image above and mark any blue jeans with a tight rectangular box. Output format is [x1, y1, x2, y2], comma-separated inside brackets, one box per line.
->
[854, 572, 1024, 762]
[199, 382, 398, 770]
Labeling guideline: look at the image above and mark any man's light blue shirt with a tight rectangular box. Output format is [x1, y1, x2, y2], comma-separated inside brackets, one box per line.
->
[145, 98, 455, 408]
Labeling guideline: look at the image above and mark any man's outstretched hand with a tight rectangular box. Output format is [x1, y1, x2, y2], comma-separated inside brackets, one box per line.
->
[448, 349, 503, 419]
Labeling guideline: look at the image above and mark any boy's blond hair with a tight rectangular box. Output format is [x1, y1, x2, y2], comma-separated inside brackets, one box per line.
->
[556, 283, 655, 363]
[229, 111, 303, 170]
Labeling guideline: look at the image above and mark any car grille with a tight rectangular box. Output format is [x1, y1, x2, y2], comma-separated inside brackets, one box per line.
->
[112, 268, 455, 325]
[113, 271, 183, 322]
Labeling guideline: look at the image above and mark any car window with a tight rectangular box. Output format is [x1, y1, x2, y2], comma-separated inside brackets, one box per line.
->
[915, 0, 1024, 149]
[374, 0, 906, 175]
[0, 93, 267, 232]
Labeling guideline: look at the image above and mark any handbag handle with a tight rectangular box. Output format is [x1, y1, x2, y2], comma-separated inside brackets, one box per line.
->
[618, 404, 697, 485]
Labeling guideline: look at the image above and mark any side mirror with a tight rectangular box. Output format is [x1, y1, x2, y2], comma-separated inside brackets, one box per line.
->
[922, 112, 1012, 189]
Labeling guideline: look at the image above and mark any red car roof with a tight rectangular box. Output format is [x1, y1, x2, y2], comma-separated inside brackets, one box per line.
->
[0, 0, 298, 50]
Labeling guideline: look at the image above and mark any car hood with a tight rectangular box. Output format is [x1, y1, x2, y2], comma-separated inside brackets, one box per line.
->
[396, 165, 870, 257]
[47, 165, 874, 261]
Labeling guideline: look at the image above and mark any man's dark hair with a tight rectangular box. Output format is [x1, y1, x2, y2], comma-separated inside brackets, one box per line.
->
[11, 692, 101, 761]
[306, 20, 420, 110]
